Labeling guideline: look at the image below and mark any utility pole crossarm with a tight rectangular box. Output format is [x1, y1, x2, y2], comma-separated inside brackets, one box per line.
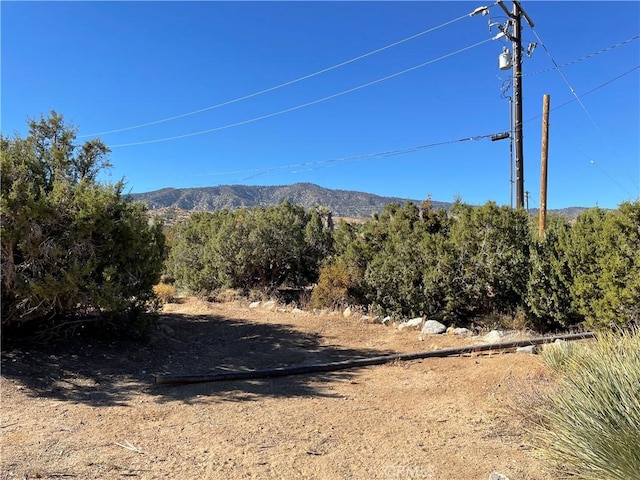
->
[513, 1, 535, 27]
[496, 0, 513, 17]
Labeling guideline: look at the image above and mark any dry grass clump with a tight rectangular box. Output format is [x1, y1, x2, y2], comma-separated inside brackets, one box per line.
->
[532, 329, 640, 479]
[211, 288, 243, 303]
[310, 259, 357, 310]
[152, 283, 176, 303]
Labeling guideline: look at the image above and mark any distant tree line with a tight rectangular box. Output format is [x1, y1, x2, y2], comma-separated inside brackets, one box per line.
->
[168, 198, 639, 331]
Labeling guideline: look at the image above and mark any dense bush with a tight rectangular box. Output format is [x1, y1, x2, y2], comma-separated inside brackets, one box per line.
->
[434, 201, 531, 322]
[525, 220, 576, 330]
[534, 330, 640, 479]
[1, 112, 165, 332]
[167, 202, 333, 295]
[318, 200, 531, 324]
[164, 179, 638, 330]
[575, 202, 639, 328]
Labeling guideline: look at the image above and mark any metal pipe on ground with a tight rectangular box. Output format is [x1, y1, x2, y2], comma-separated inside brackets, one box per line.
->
[154, 332, 595, 386]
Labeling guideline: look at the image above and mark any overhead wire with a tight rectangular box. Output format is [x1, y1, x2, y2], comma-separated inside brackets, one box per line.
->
[588, 159, 636, 199]
[524, 65, 640, 122]
[530, 27, 639, 195]
[523, 62, 640, 198]
[525, 34, 639, 76]
[529, 27, 617, 140]
[177, 132, 504, 183]
[251, 67, 640, 183]
[81, 6, 495, 139]
[163, 66, 639, 185]
[108, 37, 494, 148]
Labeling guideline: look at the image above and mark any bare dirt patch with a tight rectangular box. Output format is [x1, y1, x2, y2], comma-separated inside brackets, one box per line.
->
[2, 298, 552, 479]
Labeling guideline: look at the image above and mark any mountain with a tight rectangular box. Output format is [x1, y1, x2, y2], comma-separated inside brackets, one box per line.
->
[130, 183, 590, 225]
[130, 183, 446, 219]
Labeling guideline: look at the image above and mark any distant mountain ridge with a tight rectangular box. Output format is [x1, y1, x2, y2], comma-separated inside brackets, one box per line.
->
[130, 182, 588, 221]
[130, 183, 442, 219]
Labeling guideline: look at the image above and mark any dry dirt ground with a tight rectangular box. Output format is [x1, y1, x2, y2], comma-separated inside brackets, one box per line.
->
[2, 298, 555, 480]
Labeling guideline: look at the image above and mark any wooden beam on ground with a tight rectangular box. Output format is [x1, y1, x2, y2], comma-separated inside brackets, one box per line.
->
[154, 332, 595, 386]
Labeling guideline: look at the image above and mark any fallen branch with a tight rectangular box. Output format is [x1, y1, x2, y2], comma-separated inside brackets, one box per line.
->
[154, 331, 595, 386]
[114, 440, 144, 454]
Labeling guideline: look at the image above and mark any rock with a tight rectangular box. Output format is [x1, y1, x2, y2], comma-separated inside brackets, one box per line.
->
[361, 315, 371, 323]
[382, 316, 393, 325]
[262, 300, 277, 310]
[343, 307, 353, 318]
[489, 473, 511, 480]
[292, 308, 304, 315]
[482, 330, 505, 344]
[249, 301, 261, 309]
[421, 320, 447, 335]
[453, 327, 472, 337]
[516, 345, 540, 354]
[398, 317, 424, 331]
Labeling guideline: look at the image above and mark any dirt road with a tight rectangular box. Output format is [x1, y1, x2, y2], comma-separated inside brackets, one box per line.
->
[1, 299, 551, 479]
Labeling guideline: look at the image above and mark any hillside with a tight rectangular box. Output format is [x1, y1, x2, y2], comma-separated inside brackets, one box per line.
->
[130, 183, 588, 224]
[130, 183, 445, 219]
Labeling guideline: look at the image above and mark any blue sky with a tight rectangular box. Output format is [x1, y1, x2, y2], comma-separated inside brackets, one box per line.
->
[2, 1, 639, 209]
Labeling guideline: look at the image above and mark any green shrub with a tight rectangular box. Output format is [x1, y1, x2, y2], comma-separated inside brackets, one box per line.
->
[563, 203, 640, 329]
[1, 112, 165, 333]
[533, 329, 640, 479]
[167, 201, 334, 295]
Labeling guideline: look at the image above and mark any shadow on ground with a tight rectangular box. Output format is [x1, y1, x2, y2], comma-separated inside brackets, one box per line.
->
[1, 311, 395, 407]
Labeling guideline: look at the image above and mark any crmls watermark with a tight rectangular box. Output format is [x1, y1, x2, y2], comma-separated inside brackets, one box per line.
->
[382, 463, 434, 479]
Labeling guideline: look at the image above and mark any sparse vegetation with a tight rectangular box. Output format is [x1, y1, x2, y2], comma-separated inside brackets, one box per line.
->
[153, 283, 176, 304]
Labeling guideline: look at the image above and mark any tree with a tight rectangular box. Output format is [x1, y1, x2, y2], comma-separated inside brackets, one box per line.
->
[1, 111, 165, 332]
[561, 207, 608, 325]
[525, 224, 576, 329]
[167, 202, 334, 295]
[594, 201, 640, 327]
[438, 201, 531, 322]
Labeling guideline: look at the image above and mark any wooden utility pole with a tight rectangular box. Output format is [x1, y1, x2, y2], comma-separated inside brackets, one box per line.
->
[539, 94, 550, 238]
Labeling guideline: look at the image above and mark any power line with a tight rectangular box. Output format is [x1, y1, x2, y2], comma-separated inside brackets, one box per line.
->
[81, 8, 491, 139]
[589, 159, 636, 198]
[525, 35, 640, 76]
[524, 65, 640, 122]
[530, 28, 604, 135]
[531, 27, 639, 191]
[177, 132, 502, 182]
[149, 67, 638, 186]
[109, 37, 494, 148]
[522, 64, 640, 199]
